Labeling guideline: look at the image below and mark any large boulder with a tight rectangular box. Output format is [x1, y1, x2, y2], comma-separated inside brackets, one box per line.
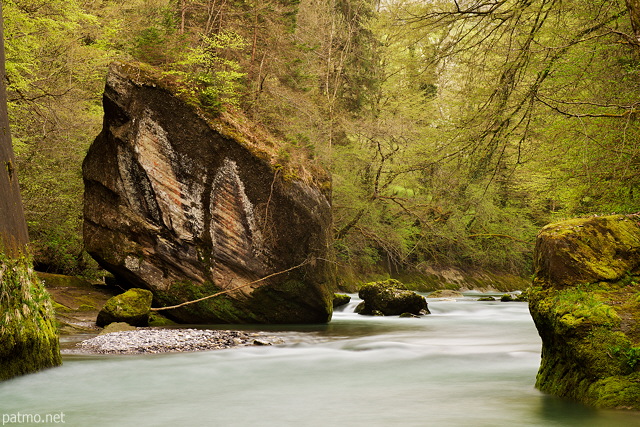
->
[356, 279, 429, 316]
[528, 214, 640, 409]
[533, 214, 640, 288]
[83, 62, 334, 324]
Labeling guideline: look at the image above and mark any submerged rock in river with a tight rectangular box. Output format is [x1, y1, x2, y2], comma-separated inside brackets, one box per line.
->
[83, 62, 334, 324]
[528, 214, 640, 409]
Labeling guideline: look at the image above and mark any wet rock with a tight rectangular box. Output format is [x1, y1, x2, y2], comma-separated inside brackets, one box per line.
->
[529, 214, 640, 410]
[96, 288, 153, 327]
[333, 293, 351, 308]
[399, 312, 420, 318]
[500, 294, 515, 302]
[357, 279, 429, 316]
[99, 322, 137, 335]
[83, 62, 334, 324]
[428, 289, 464, 298]
[478, 296, 496, 301]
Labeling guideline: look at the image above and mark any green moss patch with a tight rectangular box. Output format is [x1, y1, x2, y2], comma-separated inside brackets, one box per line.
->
[0, 254, 61, 381]
[529, 214, 640, 409]
[357, 279, 429, 316]
[534, 214, 640, 288]
[96, 288, 153, 327]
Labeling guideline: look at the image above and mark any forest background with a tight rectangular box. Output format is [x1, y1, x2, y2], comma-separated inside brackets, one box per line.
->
[3, 0, 639, 285]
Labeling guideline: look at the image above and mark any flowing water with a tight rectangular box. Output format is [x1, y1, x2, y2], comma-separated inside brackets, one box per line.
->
[2, 294, 640, 426]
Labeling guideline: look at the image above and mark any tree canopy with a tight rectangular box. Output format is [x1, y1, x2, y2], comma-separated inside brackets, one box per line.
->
[3, 0, 638, 280]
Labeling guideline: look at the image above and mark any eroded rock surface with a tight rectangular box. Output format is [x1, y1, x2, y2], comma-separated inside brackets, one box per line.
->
[529, 214, 640, 409]
[83, 62, 334, 324]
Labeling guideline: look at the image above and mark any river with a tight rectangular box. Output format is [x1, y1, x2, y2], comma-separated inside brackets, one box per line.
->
[1, 294, 639, 426]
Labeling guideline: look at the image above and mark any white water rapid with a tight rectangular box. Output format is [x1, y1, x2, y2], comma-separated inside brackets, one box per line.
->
[1, 294, 639, 426]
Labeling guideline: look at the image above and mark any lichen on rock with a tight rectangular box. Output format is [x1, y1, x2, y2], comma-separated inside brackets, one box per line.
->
[529, 213, 640, 409]
[83, 61, 334, 324]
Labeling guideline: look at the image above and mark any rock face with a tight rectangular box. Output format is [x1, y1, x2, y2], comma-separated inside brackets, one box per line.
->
[356, 279, 429, 316]
[96, 288, 153, 327]
[83, 62, 334, 324]
[528, 214, 640, 409]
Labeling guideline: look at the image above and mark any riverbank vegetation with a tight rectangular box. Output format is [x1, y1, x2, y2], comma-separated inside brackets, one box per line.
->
[4, 0, 639, 281]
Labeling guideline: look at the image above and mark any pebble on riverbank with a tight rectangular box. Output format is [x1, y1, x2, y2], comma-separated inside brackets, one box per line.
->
[75, 329, 283, 355]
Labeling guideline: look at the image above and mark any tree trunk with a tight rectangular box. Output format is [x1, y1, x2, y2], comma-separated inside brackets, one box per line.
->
[626, 0, 640, 42]
[0, 3, 29, 256]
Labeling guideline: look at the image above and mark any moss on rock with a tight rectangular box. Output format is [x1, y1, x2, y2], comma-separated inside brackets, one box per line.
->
[357, 279, 429, 316]
[534, 214, 640, 288]
[0, 254, 61, 381]
[333, 293, 351, 308]
[529, 213, 640, 409]
[96, 288, 153, 327]
[152, 278, 333, 324]
[99, 322, 137, 335]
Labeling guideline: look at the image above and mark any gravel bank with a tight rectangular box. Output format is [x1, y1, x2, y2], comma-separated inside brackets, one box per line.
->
[74, 329, 283, 355]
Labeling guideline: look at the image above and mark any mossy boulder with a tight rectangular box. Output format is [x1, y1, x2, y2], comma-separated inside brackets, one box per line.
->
[1, 255, 61, 381]
[333, 293, 351, 308]
[99, 322, 137, 335]
[96, 288, 153, 327]
[357, 279, 429, 316]
[83, 62, 334, 324]
[534, 214, 640, 288]
[529, 214, 640, 409]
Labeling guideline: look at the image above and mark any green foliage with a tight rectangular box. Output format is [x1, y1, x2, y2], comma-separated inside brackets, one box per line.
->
[3, 0, 119, 275]
[167, 31, 248, 109]
[4, 0, 640, 282]
[625, 347, 640, 370]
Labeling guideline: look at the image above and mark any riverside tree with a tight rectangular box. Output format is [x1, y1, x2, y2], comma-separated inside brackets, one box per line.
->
[0, 2, 61, 381]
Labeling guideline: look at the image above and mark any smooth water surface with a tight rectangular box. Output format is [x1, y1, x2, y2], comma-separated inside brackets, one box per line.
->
[2, 295, 639, 426]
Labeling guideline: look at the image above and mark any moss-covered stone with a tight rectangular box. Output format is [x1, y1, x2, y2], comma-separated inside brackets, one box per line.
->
[357, 279, 429, 316]
[99, 322, 137, 335]
[500, 294, 515, 302]
[529, 213, 640, 410]
[534, 214, 640, 288]
[0, 254, 61, 381]
[333, 293, 351, 308]
[96, 288, 153, 327]
[148, 312, 177, 327]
